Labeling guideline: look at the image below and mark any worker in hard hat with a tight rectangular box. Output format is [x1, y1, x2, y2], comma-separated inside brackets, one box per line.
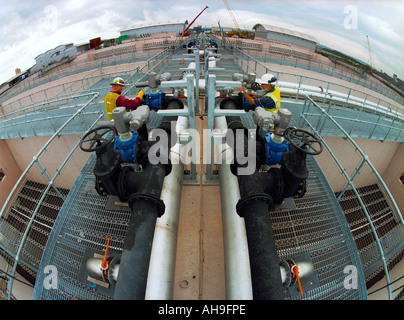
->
[104, 77, 147, 138]
[104, 77, 145, 120]
[237, 73, 280, 113]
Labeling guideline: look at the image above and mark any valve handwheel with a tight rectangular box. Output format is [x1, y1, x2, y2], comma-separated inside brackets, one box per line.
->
[251, 82, 260, 91]
[285, 128, 323, 155]
[79, 126, 116, 152]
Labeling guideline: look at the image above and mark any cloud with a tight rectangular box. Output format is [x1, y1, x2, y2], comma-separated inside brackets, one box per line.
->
[0, 2, 136, 83]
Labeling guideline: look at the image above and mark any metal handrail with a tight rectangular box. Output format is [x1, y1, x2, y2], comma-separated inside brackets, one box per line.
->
[0, 44, 181, 117]
[219, 39, 404, 118]
[300, 94, 404, 300]
[0, 92, 97, 120]
[304, 95, 403, 224]
[0, 92, 99, 220]
[0, 92, 102, 299]
[215, 35, 404, 107]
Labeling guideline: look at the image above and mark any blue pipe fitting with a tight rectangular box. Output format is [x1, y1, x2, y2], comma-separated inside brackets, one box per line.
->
[265, 132, 289, 165]
[114, 131, 139, 163]
[146, 90, 163, 111]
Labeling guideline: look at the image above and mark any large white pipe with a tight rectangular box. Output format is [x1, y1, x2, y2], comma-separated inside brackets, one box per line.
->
[214, 114, 253, 300]
[145, 111, 188, 300]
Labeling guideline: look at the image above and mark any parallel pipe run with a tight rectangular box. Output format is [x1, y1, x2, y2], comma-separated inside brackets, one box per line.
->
[234, 153, 285, 300]
[216, 111, 285, 300]
[86, 111, 178, 299]
[219, 97, 310, 300]
[114, 163, 167, 300]
[145, 114, 188, 300]
[80, 92, 188, 300]
[112, 112, 182, 299]
[215, 115, 253, 300]
[230, 124, 309, 299]
[237, 198, 284, 300]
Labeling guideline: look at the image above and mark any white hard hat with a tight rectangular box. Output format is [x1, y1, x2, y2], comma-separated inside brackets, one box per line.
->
[257, 73, 277, 85]
[110, 77, 126, 86]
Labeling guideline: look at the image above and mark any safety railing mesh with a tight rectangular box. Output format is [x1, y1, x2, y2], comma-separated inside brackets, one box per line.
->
[33, 153, 131, 300]
[0, 93, 103, 299]
[219, 39, 404, 143]
[300, 95, 404, 299]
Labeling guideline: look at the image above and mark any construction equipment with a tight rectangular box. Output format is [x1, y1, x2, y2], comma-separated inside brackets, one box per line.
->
[366, 35, 374, 74]
[222, 0, 242, 37]
[222, 0, 253, 39]
[180, 5, 209, 38]
[218, 21, 226, 43]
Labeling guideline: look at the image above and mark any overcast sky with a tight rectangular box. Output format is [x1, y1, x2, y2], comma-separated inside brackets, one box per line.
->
[0, 0, 403, 84]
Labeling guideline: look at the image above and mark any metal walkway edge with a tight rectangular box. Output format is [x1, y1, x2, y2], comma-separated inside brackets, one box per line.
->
[33, 153, 129, 300]
[272, 155, 367, 299]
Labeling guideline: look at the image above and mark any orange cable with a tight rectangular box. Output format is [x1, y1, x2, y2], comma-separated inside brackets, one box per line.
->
[292, 265, 304, 296]
[101, 237, 110, 270]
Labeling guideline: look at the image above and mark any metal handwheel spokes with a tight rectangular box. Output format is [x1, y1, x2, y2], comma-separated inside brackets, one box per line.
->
[285, 128, 323, 155]
[79, 126, 116, 152]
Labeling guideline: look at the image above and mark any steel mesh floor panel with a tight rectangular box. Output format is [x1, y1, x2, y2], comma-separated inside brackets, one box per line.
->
[272, 156, 367, 300]
[33, 153, 131, 300]
[33, 143, 367, 300]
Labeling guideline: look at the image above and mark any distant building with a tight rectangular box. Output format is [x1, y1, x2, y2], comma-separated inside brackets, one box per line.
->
[31, 44, 77, 72]
[253, 24, 318, 51]
[120, 22, 185, 38]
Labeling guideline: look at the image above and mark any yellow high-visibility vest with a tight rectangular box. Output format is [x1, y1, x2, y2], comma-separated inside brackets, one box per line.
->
[104, 91, 121, 120]
[263, 86, 281, 113]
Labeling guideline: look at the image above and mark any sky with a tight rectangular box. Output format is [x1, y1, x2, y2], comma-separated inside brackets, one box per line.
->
[0, 0, 403, 84]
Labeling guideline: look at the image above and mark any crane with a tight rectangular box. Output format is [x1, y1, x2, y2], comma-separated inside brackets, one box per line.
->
[366, 35, 374, 74]
[180, 5, 209, 38]
[218, 20, 226, 43]
[222, 0, 243, 38]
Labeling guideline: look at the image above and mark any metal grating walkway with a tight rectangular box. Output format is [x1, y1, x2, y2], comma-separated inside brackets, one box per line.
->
[33, 153, 130, 300]
[273, 156, 367, 299]
[33, 147, 368, 300]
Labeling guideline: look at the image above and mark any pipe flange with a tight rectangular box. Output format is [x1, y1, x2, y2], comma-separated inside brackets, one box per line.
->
[269, 167, 284, 204]
[95, 178, 108, 196]
[117, 166, 134, 202]
[108, 257, 120, 285]
[280, 259, 295, 287]
[236, 193, 273, 218]
[128, 193, 165, 217]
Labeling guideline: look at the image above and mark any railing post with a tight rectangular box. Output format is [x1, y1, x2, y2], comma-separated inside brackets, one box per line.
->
[351, 185, 393, 300]
[186, 74, 197, 181]
[336, 157, 367, 201]
[206, 74, 216, 181]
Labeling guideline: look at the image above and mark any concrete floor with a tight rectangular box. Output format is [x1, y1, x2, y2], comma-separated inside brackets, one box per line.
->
[173, 183, 225, 299]
[173, 98, 226, 299]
